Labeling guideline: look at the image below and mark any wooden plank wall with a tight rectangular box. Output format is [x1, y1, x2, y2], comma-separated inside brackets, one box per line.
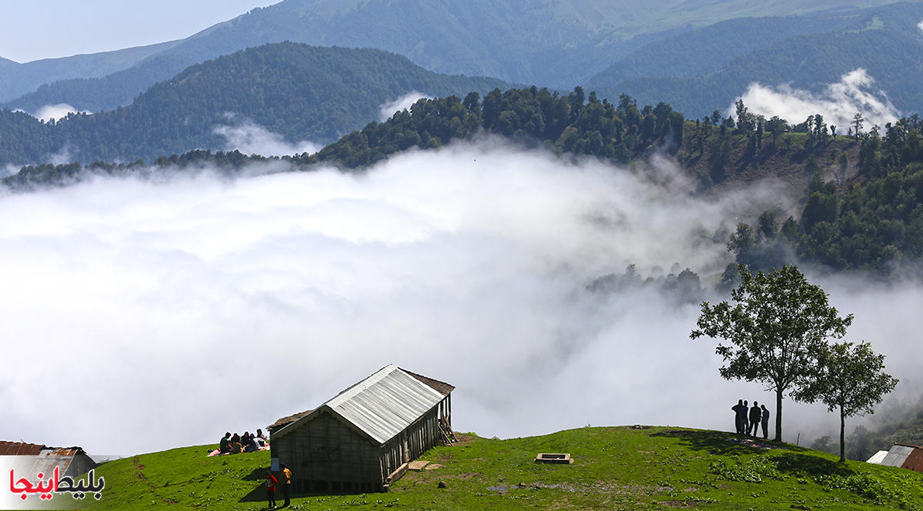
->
[274, 395, 453, 492]
[275, 411, 382, 492]
[379, 406, 443, 480]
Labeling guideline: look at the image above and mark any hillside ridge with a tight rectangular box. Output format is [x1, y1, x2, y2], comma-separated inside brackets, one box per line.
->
[76, 426, 923, 510]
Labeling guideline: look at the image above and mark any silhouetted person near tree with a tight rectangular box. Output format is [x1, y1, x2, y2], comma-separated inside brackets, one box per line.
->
[741, 400, 750, 434]
[761, 405, 770, 439]
[732, 399, 747, 434]
[749, 401, 762, 436]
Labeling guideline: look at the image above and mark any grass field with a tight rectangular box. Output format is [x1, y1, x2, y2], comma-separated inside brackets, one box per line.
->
[75, 426, 923, 510]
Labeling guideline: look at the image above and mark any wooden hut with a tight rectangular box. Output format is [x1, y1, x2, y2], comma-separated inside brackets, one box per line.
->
[269, 364, 454, 493]
[868, 443, 923, 473]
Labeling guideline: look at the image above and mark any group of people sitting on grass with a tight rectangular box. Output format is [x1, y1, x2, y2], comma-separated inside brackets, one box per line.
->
[732, 399, 770, 439]
[218, 429, 268, 454]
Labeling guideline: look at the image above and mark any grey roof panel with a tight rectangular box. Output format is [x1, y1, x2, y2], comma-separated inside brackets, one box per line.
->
[274, 365, 448, 445]
[327, 365, 445, 444]
[867, 450, 889, 464]
[881, 444, 914, 468]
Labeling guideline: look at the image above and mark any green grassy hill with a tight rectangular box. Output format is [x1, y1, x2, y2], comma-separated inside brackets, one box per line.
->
[76, 427, 923, 510]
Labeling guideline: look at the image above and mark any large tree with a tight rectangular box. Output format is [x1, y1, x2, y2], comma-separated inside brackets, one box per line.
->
[795, 341, 898, 462]
[690, 265, 853, 442]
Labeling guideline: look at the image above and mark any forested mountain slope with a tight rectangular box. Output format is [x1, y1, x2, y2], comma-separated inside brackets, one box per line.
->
[5, 54, 198, 114]
[0, 43, 507, 165]
[590, 2, 923, 119]
[586, 11, 858, 89]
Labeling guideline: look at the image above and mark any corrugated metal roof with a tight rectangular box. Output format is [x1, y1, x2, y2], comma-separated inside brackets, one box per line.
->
[0, 441, 44, 456]
[31, 449, 81, 480]
[275, 365, 448, 445]
[0, 443, 94, 479]
[880, 444, 914, 468]
[867, 450, 889, 464]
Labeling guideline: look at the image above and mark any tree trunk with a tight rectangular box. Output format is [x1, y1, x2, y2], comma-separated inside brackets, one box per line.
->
[774, 389, 783, 442]
[839, 407, 846, 463]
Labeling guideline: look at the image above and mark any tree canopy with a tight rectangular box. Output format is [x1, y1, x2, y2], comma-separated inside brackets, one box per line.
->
[795, 341, 898, 462]
[690, 265, 853, 442]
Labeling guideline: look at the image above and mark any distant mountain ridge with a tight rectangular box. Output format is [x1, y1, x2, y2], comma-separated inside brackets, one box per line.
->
[588, 2, 923, 119]
[0, 42, 507, 165]
[0, 0, 899, 112]
[0, 40, 183, 104]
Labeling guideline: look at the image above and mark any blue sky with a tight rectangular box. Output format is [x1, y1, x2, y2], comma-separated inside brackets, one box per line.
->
[0, 0, 279, 63]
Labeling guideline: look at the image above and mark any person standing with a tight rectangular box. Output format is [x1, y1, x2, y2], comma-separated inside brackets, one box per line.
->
[749, 401, 762, 436]
[761, 404, 770, 439]
[732, 400, 747, 434]
[281, 463, 292, 507]
[265, 471, 278, 508]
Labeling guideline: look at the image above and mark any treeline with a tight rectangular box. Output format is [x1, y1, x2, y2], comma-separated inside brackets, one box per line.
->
[1, 150, 270, 191]
[3, 85, 686, 186]
[725, 114, 923, 274]
[299, 86, 685, 168]
[587, 263, 704, 307]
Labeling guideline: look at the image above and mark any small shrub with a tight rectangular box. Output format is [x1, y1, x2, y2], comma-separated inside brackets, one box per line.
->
[709, 456, 784, 483]
[813, 473, 900, 506]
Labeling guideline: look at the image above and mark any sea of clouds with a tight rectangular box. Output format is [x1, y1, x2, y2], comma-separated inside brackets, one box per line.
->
[1, 138, 919, 457]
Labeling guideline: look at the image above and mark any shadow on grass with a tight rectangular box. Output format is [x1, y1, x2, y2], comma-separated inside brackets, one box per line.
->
[774, 452, 855, 478]
[239, 469, 278, 505]
[239, 485, 273, 504]
[243, 467, 268, 482]
[238, 476, 372, 504]
[650, 429, 806, 456]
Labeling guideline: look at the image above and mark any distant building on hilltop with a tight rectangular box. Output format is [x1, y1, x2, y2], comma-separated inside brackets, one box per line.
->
[269, 364, 454, 493]
[0, 441, 97, 478]
[867, 443, 923, 473]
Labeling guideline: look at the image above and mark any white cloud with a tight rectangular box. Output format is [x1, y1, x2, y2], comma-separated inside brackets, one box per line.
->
[214, 119, 320, 157]
[378, 91, 431, 122]
[0, 140, 913, 456]
[733, 68, 900, 130]
[32, 103, 89, 123]
[47, 145, 75, 165]
[917, 19, 923, 33]
[1, 165, 19, 179]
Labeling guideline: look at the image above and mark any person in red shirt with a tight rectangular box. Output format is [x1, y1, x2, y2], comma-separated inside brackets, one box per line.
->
[265, 471, 278, 508]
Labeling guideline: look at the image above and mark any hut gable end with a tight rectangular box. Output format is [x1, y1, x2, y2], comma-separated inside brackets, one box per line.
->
[269, 364, 454, 492]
